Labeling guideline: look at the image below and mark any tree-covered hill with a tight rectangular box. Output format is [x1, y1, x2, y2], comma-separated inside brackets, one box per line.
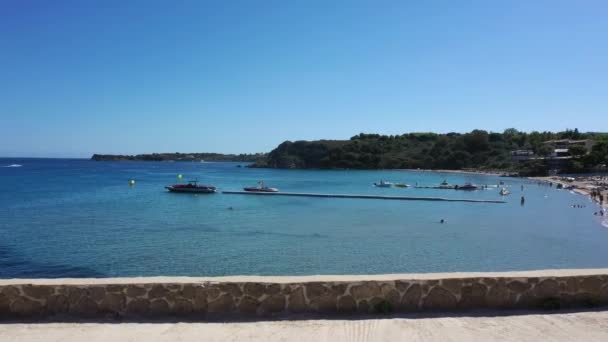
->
[252, 129, 608, 175]
[91, 152, 266, 163]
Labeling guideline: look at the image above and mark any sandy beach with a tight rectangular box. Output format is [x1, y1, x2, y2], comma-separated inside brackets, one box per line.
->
[529, 175, 608, 209]
[397, 168, 507, 176]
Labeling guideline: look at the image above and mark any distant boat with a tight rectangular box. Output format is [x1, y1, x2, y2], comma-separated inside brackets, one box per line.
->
[165, 180, 216, 193]
[394, 183, 410, 188]
[457, 182, 478, 190]
[499, 188, 510, 196]
[374, 180, 392, 187]
[439, 180, 456, 189]
[244, 180, 279, 193]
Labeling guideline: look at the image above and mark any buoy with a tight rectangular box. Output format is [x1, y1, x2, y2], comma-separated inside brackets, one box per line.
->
[177, 174, 182, 180]
[129, 179, 135, 186]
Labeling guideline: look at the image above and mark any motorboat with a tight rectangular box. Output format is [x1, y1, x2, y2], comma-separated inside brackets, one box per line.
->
[165, 180, 216, 193]
[499, 188, 510, 196]
[457, 182, 478, 190]
[394, 183, 410, 188]
[438, 180, 456, 189]
[244, 181, 279, 193]
[374, 180, 392, 187]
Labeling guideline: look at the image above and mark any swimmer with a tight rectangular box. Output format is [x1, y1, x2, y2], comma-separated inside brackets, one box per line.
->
[440, 219, 445, 224]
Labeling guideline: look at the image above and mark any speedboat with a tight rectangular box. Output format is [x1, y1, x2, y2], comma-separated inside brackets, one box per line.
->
[244, 181, 279, 193]
[374, 180, 392, 187]
[394, 183, 410, 188]
[165, 180, 216, 193]
[439, 180, 456, 189]
[457, 182, 478, 190]
[499, 188, 510, 196]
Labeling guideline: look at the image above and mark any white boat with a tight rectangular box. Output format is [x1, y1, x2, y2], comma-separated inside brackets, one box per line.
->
[244, 180, 279, 193]
[438, 180, 455, 189]
[499, 188, 510, 196]
[374, 180, 392, 187]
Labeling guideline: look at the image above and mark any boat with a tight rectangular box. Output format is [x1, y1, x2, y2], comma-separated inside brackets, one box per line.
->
[457, 182, 478, 190]
[244, 181, 279, 193]
[373, 180, 392, 187]
[394, 183, 410, 188]
[165, 180, 216, 193]
[438, 180, 456, 189]
[499, 188, 510, 196]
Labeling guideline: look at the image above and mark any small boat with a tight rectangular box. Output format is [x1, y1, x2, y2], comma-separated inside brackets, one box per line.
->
[438, 180, 456, 189]
[165, 180, 216, 193]
[394, 183, 410, 188]
[499, 188, 510, 196]
[244, 180, 279, 193]
[457, 182, 478, 190]
[374, 180, 392, 187]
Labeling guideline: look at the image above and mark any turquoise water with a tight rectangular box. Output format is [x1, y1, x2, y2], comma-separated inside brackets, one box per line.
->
[1, 158, 607, 278]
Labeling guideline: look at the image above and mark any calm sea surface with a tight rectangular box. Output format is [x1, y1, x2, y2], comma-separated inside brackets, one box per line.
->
[1, 158, 607, 278]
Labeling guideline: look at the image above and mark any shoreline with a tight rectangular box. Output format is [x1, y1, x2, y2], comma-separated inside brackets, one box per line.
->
[396, 168, 507, 176]
[529, 176, 608, 209]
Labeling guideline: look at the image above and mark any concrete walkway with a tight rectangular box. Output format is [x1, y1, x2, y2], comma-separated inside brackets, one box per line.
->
[2, 311, 608, 342]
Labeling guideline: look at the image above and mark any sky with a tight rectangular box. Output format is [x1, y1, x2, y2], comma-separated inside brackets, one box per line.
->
[1, 0, 607, 157]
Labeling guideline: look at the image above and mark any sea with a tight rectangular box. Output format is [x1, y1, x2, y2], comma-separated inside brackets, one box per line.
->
[1, 158, 607, 278]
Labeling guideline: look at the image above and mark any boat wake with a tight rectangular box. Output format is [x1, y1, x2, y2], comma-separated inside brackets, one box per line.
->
[2, 164, 22, 168]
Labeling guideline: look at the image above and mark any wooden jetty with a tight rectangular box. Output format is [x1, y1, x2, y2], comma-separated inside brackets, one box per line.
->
[222, 191, 505, 203]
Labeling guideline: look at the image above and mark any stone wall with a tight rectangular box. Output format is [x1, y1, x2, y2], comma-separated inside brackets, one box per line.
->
[1, 271, 608, 319]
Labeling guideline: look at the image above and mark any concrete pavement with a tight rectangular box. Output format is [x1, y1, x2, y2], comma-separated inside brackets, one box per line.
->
[2, 311, 608, 342]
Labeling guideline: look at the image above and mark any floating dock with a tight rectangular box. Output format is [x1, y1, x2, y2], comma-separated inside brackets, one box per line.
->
[222, 191, 505, 203]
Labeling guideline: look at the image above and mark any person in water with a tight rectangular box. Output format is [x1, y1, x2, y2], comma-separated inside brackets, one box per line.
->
[440, 219, 445, 224]
[520, 196, 525, 205]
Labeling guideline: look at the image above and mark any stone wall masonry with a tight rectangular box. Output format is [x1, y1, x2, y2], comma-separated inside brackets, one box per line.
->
[1, 270, 608, 319]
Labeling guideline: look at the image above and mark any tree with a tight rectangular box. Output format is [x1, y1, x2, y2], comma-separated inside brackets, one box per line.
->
[568, 145, 587, 157]
[537, 144, 554, 157]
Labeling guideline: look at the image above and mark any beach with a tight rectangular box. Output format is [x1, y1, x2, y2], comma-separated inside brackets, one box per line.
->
[529, 175, 608, 209]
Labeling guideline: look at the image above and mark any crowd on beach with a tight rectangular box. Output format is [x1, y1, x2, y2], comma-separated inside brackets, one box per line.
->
[530, 175, 608, 219]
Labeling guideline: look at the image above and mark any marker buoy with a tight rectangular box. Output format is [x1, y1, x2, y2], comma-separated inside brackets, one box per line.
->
[129, 179, 135, 186]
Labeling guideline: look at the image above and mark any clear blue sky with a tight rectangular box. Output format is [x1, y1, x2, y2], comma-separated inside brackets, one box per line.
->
[1, 0, 606, 157]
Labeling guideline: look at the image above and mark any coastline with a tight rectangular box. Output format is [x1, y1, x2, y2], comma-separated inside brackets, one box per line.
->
[396, 168, 507, 176]
[529, 176, 608, 209]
